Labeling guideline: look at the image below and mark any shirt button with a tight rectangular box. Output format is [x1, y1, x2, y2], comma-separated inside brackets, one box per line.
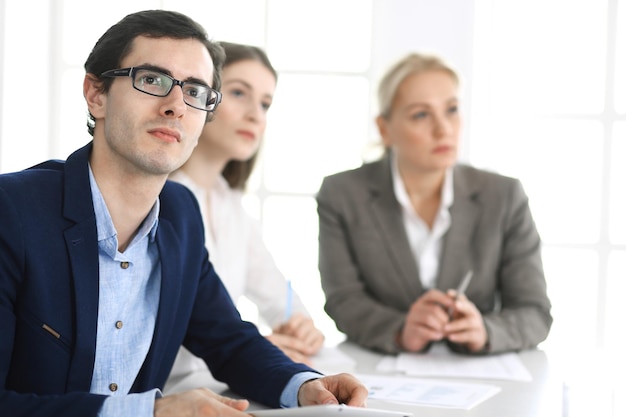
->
[120, 261, 129, 269]
[109, 383, 118, 392]
[115, 321, 123, 329]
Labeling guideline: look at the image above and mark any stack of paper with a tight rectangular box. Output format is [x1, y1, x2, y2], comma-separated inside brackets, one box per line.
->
[356, 373, 501, 410]
[377, 343, 532, 381]
[366, 343, 533, 409]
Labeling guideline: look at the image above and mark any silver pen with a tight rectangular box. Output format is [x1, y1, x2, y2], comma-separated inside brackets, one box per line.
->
[448, 270, 473, 317]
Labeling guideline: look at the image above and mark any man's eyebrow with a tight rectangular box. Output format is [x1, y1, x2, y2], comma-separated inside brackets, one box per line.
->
[138, 64, 210, 86]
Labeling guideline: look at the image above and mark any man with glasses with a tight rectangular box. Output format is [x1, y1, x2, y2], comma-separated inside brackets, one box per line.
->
[0, 9, 367, 417]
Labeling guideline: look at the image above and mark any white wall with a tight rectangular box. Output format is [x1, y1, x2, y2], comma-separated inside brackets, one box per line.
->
[0, 0, 477, 171]
[370, 0, 475, 160]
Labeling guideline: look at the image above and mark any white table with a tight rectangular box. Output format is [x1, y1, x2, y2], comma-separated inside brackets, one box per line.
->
[164, 341, 564, 416]
[333, 342, 563, 417]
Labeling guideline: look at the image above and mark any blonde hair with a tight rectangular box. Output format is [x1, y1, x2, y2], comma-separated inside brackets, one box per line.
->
[377, 53, 459, 119]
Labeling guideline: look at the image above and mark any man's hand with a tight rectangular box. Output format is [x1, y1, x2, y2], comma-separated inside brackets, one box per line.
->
[297, 373, 368, 408]
[154, 388, 249, 417]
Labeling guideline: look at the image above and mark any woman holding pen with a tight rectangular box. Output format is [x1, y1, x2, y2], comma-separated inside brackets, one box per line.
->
[316, 52, 552, 355]
[168, 42, 324, 382]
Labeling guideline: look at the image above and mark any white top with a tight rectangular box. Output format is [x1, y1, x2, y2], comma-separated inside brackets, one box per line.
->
[390, 153, 454, 289]
[167, 171, 309, 379]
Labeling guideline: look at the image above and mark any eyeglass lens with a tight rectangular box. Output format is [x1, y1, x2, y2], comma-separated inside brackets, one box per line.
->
[133, 68, 219, 111]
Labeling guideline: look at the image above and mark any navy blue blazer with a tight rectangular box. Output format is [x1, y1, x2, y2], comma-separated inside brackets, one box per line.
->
[0, 143, 315, 417]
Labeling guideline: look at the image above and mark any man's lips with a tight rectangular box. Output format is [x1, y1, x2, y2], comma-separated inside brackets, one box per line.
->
[149, 127, 181, 143]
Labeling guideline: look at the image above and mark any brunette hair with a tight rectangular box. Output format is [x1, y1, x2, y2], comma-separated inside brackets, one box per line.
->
[219, 42, 277, 190]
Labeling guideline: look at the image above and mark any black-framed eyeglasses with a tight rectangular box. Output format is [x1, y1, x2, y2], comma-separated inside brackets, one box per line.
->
[100, 67, 222, 112]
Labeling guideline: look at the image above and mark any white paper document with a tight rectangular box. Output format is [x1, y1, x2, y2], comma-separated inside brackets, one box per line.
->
[357, 373, 501, 409]
[377, 343, 532, 381]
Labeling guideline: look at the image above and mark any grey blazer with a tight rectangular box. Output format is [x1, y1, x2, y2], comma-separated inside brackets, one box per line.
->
[316, 155, 552, 354]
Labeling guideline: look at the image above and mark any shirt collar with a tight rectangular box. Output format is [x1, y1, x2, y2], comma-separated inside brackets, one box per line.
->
[89, 164, 160, 249]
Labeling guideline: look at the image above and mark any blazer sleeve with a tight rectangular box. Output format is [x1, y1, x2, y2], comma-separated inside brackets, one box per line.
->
[181, 255, 317, 407]
[162, 184, 318, 408]
[477, 178, 552, 353]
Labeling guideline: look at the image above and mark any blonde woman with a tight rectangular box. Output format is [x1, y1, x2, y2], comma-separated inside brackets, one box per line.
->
[317, 53, 552, 355]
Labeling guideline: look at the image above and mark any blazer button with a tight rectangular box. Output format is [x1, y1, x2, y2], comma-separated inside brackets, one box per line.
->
[120, 261, 129, 269]
[109, 383, 118, 392]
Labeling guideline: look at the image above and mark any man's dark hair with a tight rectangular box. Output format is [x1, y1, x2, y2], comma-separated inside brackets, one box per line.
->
[84, 9, 225, 135]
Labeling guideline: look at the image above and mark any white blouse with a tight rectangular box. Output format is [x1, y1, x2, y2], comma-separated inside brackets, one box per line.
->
[167, 171, 309, 379]
[390, 153, 454, 289]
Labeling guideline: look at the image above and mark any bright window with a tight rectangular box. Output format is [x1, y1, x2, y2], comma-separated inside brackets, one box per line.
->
[1, 0, 624, 360]
[472, 0, 624, 356]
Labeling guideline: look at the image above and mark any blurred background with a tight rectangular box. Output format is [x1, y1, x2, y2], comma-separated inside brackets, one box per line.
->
[0, 0, 624, 375]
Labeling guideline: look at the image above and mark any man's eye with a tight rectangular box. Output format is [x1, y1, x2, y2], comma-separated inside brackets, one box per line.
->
[143, 75, 160, 85]
[138, 71, 165, 87]
[185, 86, 203, 98]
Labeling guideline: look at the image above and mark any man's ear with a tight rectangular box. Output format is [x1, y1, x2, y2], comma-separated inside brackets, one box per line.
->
[83, 74, 106, 119]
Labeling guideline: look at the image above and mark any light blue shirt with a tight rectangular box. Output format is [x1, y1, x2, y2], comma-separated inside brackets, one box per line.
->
[87, 168, 318, 416]
[88, 168, 162, 416]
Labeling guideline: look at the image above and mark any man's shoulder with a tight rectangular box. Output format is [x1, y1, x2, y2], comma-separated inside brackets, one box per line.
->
[0, 160, 65, 190]
[0, 144, 91, 190]
[162, 178, 197, 202]
[160, 179, 204, 223]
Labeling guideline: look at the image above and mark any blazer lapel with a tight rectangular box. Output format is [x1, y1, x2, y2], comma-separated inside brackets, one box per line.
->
[60, 143, 102, 392]
[133, 219, 182, 388]
[368, 156, 423, 299]
[64, 222, 100, 392]
[436, 165, 481, 291]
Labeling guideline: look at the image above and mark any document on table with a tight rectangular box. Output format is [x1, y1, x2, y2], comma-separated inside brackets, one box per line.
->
[377, 343, 532, 381]
[356, 373, 501, 409]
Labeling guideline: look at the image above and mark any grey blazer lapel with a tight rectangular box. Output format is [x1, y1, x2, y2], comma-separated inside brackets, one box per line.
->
[367, 157, 423, 298]
[437, 165, 481, 291]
